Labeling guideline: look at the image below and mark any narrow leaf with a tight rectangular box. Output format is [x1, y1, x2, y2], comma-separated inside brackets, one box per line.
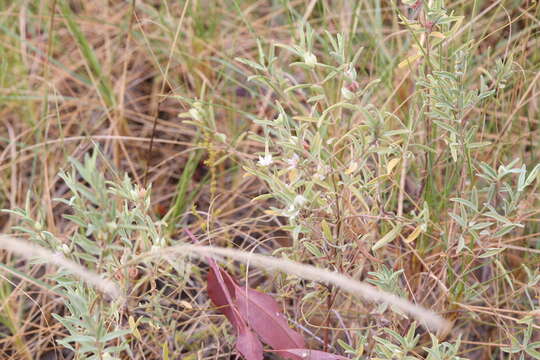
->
[372, 224, 403, 251]
[405, 225, 423, 244]
[479, 248, 505, 258]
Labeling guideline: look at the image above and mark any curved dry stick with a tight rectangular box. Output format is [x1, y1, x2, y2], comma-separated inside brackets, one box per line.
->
[154, 244, 452, 335]
[0, 236, 452, 334]
[0, 236, 120, 299]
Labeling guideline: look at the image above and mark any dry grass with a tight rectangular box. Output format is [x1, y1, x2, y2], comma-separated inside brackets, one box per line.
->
[0, 0, 539, 359]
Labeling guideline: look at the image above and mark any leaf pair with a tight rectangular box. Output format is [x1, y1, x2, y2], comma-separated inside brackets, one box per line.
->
[207, 258, 348, 360]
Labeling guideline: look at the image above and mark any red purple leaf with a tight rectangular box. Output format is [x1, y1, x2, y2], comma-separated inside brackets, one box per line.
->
[207, 259, 264, 360]
[207, 262, 242, 328]
[203, 241, 305, 360]
[234, 283, 306, 351]
[236, 322, 264, 360]
[271, 349, 350, 360]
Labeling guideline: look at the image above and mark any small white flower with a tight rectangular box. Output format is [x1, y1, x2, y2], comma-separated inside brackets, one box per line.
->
[293, 195, 307, 207]
[303, 52, 317, 67]
[61, 244, 71, 255]
[283, 194, 307, 220]
[284, 204, 299, 219]
[286, 154, 300, 169]
[258, 153, 273, 167]
[156, 237, 166, 247]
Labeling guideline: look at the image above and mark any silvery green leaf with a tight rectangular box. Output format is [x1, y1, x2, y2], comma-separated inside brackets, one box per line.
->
[525, 164, 540, 187]
[372, 224, 403, 251]
[449, 213, 466, 228]
[433, 120, 458, 134]
[303, 242, 324, 257]
[235, 57, 265, 72]
[450, 197, 477, 212]
[467, 142, 491, 149]
[479, 248, 505, 258]
[492, 224, 518, 238]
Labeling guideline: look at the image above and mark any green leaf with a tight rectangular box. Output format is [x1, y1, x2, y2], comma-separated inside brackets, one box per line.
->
[479, 248, 505, 258]
[235, 57, 265, 72]
[492, 224, 518, 238]
[372, 224, 403, 251]
[59, 1, 115, 108]
[525, 164, 540, 188]
[321, 220, 333, 243]
[163, 342, 170, 360]
[450, 197, 477, 212]
[449, 213, 466, 228]
[100, 329, 131, 342]
[303, 242, 324, 257]
[467, 142, 491, 149]
[337, 338, 356, 353]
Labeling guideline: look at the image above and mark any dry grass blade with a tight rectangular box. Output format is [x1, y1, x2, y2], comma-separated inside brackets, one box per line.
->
[152, 244, 452, 335]
[2, 0, 538, 357]
[0, 235, 121, 299]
